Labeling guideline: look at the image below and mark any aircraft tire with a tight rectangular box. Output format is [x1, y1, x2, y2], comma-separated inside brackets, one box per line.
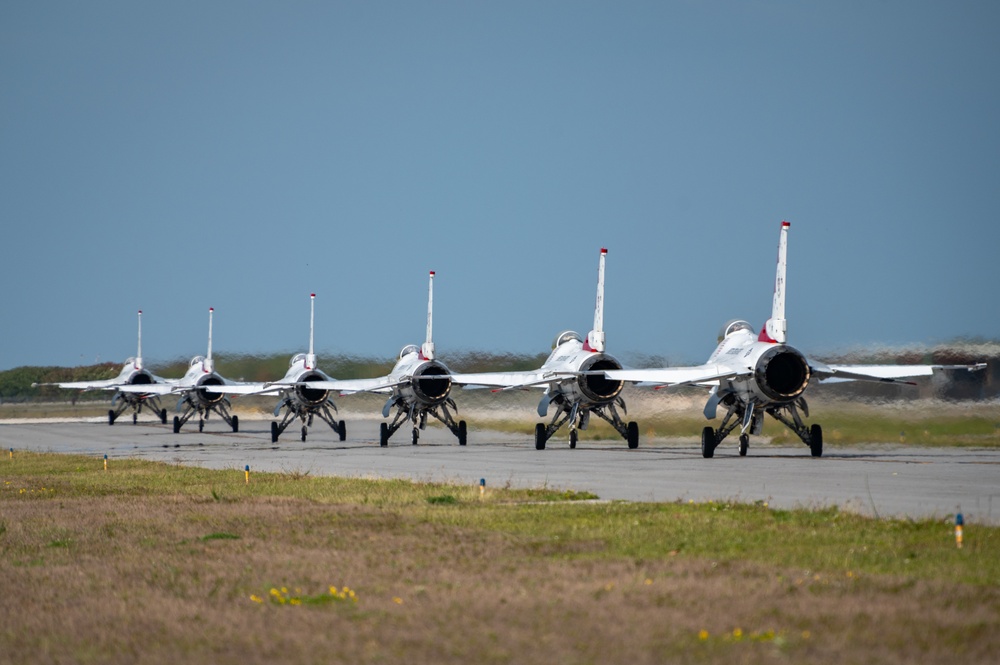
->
[198, 419, 204, 433]
[160, 409, 167, 424]
[338, 420, 347, 442]
[701, 426, 716, 458]
[270, 421, 279, 444]
[379, 422, 389, 447]
[626, 421, 639, 449]
[173, 416, 181, 434]
[133, 413, 138, 425]
[412, 428, 419, 445]
[810, 424, 823, 457]
[231, 415, 239, 433]
[301, 426, 307, 442]
[457, 420, 467, 446]
[534, 423, 546, 451]
[739, 434, 749, 457]
[108, 410, 116, 426]
[569, 429, 577, 449]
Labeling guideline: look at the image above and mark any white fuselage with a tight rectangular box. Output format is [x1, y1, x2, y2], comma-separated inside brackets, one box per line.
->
[707, 324, 811, 406]
[389, 346, 453, 407]
[542, 332, 624, 406]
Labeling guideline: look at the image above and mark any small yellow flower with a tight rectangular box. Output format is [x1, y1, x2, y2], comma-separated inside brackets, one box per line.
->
[644, 578, 652, 585]
[250, 595, 263, 604]
[698, 630, 709, 641]
[393, 597, 403, 605]
[290, 598, 301, 606]
[802, 630, 811, 640]
[733, 628, 743, 640]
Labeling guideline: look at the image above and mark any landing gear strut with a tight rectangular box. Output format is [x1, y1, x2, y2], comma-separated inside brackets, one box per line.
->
[533, 396, 638, 450]
[270, 398, 346, 444]
[379, 396, 467, 446]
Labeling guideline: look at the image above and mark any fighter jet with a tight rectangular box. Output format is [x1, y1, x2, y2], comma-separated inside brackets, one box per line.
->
[296, 271, 470, 446]
[221, 294, 347, 443]
[117, 307, 248, 433]
[33, 310, 169, 425]
[605, 221, 985, 458]
[455, 248, 639, 450]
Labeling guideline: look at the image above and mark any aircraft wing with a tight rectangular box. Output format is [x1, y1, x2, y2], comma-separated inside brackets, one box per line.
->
[450, 370, 584, 390]
[603, 364, 741, 387]
[34, 378, 126, 391]
[810, 361, 986, 384]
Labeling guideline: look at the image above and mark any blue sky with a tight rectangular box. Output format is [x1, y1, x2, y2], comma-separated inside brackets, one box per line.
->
[2, 1, 998, 371]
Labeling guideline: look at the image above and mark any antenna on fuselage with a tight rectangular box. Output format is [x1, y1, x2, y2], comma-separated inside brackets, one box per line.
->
[761, 221, 789, 344]
[586, 248, 607, 353]
[204, 307, 215, 373]
[421, 271, 435, 360]
[135, 310, 144, 370]
[306, 293, 317, 370]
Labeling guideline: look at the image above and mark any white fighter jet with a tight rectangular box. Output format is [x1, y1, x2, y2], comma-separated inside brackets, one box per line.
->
[296, 271, 470, 446]
[220, 294, 347, 444]
[33, 310, 169, 425]
[456, 248, 639, 450]
[605, 221, 986, 458]
[117, 307, 248, 433]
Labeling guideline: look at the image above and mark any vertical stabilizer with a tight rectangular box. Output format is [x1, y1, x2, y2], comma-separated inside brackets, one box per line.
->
[134, 310, 143, 370]
[760, 221, 789, 344]
[204, 307, 215, 373]
[421, 271, 436, 360]
[586, 248, 608, 353]
[306, 293, 317, 370]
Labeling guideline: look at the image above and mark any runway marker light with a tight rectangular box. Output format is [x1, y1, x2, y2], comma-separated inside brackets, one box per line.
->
[479, 478, 485, 497]
[104, 454, 108, 471]
[955, 510, 964, 549]
[245, 465, 250, 484]
[8, 448, 12, 459]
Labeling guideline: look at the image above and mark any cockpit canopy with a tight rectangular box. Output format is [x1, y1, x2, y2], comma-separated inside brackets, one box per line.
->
[552, 330, 582, 349]
[290, 353, 306, 368]
[399, 344, 420, 359]
[189, 355, 205, 367]
[718, 320, 754, 343]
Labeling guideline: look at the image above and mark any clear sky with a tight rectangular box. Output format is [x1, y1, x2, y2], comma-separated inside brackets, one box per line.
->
[2, 1, 998, 372]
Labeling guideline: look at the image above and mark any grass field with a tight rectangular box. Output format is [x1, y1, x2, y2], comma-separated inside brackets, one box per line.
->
[2, 452, 998, 664]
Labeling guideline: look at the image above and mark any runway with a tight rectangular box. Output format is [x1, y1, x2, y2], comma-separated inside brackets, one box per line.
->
[2, 418, 999, 524]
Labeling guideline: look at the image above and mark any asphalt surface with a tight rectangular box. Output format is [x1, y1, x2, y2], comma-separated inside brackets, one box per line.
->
[2, 418, 999, 524]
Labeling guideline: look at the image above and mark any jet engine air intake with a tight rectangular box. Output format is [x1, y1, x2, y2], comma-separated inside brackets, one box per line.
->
[411, 362, 451, 403]
[295, 372, 330, 407]
[579, 355, 625, 402]
[753, 346, 810, 401]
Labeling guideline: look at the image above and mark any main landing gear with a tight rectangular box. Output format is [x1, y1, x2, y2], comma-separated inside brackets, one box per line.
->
[533, 397, 638, 450]
[107, 396, 167, 426]
[172, 396, 239, 434]
[701, 398, 823, 458]
[269, 399, 346, 444]
[378, 397, 467, 447]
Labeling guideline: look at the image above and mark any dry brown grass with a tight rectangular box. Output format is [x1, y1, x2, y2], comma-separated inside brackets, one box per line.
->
[2, 491, 998, 665]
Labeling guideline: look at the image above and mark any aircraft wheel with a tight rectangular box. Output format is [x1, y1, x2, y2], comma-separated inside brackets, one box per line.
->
[626, 421, 639, 449]
[412, 428, 419, 445]
[133, 413, 138, 425]
[569, 429, 577, 449]
[379, 422, 389, 447]
[810, 424, 823, 458]
[457, 420, 467, 446]
[739, 434, 749, 457]
[270, 421, 279, 444]
[160, 409, 167, 424]
[338, 420, 347, 442]
[108, 410, 116, 426]
[173, 416, 181, 434]
[301, 426, 307, 442]
[701, 426, 716, 459]
[534, 423, 546, 451]
[198, 419, 204, 433]
[231, 415, 239, 433]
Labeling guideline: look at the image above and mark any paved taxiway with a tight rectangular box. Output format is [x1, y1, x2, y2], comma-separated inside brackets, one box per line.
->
[2, 418, 998, 524]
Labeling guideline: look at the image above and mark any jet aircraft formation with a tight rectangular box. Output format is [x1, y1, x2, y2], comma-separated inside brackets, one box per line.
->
[37, 222, 985, 458]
